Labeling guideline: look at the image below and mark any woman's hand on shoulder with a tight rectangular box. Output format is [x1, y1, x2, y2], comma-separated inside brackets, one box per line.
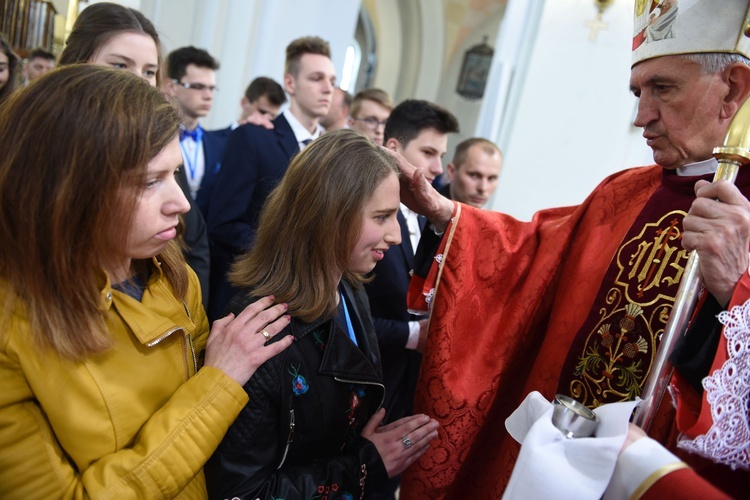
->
[203, 296, 293, 386]
[361, 408, 439, 478]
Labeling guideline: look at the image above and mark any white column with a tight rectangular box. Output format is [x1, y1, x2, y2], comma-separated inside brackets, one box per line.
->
[474, 0, 545, 143]
[411, 0, 445, 101]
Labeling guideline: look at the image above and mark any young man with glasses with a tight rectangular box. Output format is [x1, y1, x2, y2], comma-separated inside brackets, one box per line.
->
[348, 88, 393, 146]
[161, 46, 225, 309]
[164, 46, 226, 216]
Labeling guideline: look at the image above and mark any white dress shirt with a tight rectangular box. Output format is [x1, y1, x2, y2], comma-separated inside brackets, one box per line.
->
[283, 109, 323, 150]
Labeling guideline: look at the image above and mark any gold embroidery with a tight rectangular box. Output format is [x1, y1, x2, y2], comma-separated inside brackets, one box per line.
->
[570, 211, 688, 407]
[621, 216, 688, 307]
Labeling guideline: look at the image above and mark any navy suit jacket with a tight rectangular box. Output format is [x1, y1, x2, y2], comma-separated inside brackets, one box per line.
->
[210, 125, 234, 141]
[364, 210, 423, 424]
[194, 130, 228, 217]
[206, 114, 299, 320]
[175, 167, 210, 310]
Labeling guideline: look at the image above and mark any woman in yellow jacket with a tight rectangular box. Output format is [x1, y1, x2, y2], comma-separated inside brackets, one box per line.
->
[0, 65, 292, 499]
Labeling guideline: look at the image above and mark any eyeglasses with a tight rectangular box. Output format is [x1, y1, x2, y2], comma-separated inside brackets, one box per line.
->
[353, 117, 387, 130]
[171, 79, 219, 93]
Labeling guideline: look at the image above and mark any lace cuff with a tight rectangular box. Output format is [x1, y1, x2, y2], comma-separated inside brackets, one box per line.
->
[676, 298, 750, 470]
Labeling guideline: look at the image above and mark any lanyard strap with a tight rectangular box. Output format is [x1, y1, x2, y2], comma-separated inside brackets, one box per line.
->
[340, 291, 358, 346]
[179, 126, 204, 183]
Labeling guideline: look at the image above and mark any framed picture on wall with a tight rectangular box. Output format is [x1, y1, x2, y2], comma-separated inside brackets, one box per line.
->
[456, 37, 494, 101]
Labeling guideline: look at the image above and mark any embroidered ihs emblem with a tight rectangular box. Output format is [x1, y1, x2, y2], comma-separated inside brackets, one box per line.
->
[566, 211, 687, 407]
[289, 364, 309, 396]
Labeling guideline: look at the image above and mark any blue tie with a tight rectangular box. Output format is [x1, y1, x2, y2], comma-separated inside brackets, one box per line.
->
[301, 138, 312, 147]
[180, 128, 199, 141]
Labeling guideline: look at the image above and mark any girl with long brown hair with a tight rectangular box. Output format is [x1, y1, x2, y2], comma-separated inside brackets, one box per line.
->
[206, 130, 439, 499]
[0, 65, 292, 498]
[57, 2, 211, 307]
[0, 34, 19, 104]
[58, 1, 162, 85]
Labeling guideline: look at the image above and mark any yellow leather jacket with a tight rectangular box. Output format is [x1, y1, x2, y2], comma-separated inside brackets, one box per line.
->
[0, 260, 249, 499]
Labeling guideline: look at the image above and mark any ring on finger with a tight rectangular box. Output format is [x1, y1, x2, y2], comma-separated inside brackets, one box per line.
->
[260, 329, 271, 340]
[402, 436, 413, 449]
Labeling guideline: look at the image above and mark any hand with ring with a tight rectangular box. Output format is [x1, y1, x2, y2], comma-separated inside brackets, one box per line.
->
[360, 408, 439, 478]
[204, 295, 293, 386]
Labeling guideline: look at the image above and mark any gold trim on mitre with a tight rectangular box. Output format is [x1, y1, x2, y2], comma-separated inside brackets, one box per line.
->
[632, 0, 750, 66]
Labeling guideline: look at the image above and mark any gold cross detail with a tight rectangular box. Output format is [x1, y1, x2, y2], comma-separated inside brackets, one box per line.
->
[586, 14, 608, 42]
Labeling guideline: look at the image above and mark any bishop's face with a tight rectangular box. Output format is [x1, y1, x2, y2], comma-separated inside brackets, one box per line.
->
[630, 55, 732, 169]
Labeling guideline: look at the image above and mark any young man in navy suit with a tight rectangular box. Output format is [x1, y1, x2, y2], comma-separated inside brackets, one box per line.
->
[165, 46, 227, 217]
[162, 46, 225, 308]
[215, 76, 287, 136]
[206, 36, 335, 321]
[365, 100, 458, 498]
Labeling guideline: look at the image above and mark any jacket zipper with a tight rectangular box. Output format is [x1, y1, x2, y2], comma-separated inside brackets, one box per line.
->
[146, 327, 182, 347]
[333, 377, 386, 412]
[185, 333, 197, 374]
[276, 380, 383, 471]
[145, 297, 196, 378]
[145, 327, 188, 380]
[181, 300, 198, 374]
[277, 408, 295, 469]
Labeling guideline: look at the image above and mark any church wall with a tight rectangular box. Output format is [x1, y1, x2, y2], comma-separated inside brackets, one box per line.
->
[134, 0, 361, 129]
[410, 0, 445, 102]
[486, 0, 652, 220]
[360, 0, 401, 99]
[435, 9, 505, 168]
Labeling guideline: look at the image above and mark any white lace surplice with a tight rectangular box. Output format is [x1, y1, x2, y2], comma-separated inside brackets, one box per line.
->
[676, 299, 750, 470]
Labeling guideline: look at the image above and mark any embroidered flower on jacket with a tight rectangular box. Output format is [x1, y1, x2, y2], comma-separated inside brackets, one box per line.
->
[312, 483, 351, 500]
[313, 330, 326, 351]
[289, 364, 309, 396]
[344, 385, 367, 428]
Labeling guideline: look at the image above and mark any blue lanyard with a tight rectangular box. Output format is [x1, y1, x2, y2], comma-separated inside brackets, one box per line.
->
[179, 127, 204, 183]
[340, 291, 358, 346]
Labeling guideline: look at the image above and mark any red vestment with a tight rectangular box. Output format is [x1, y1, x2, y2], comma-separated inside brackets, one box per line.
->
[401, 165, 750, 498]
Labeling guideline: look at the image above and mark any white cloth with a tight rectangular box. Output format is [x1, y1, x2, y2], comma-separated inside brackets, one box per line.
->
[503, 392, 638, 500]
[604, 436, 682, 500]
[406, 321, 420, 350]
[283, 109, 323, 150]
